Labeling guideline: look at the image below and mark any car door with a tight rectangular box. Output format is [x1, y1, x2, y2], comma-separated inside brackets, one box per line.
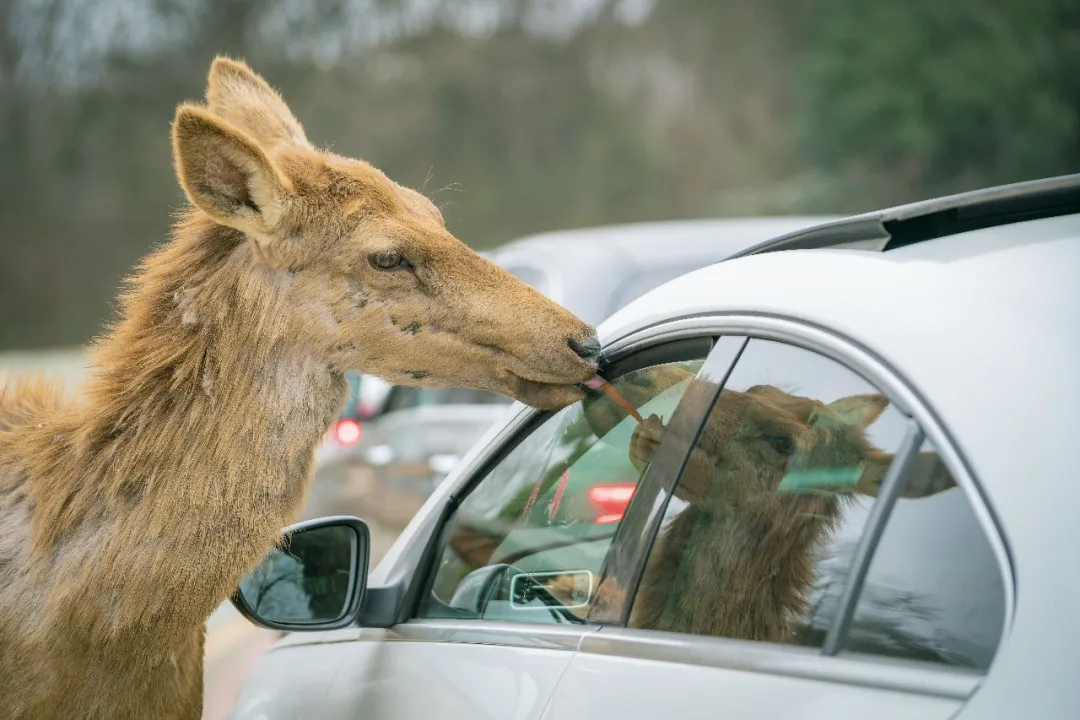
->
[542, 324, 1010, 719]
[307, 331, 733, 719]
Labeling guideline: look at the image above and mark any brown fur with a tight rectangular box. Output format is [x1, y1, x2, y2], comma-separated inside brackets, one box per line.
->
[0, 57, 597, 719]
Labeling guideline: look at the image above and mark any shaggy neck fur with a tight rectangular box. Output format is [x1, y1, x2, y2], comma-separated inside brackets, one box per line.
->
[23, 212, 346, 643]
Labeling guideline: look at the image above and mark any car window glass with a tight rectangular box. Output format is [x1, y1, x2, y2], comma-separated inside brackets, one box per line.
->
[624, 339, 909, 647]
[843, 439, 1005, 670]
[417, 358, 707, 625]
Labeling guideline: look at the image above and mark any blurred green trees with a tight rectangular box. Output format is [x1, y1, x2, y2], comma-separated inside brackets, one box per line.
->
[1, 0, 1075, 349]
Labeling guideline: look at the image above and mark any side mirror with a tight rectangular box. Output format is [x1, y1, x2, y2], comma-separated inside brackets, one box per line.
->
[231, 515, 370, 632]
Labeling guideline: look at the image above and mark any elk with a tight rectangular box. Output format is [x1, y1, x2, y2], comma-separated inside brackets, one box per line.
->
[0, 57, 599, 719]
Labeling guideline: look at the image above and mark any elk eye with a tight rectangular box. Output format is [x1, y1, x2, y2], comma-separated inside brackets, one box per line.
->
[370, 250, 407, 271]
[765, 435, 794, 455]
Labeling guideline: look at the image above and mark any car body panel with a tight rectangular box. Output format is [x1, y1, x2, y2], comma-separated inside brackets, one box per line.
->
[230, 208, 1080, 719]
[229, 626, 580, 720]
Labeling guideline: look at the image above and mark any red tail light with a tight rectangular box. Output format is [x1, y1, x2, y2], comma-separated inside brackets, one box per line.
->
[334, 418, 362, 446]
[587, 483, 636, 524]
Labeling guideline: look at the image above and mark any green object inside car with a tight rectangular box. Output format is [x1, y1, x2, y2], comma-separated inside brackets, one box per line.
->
[777, 464, 865, 494]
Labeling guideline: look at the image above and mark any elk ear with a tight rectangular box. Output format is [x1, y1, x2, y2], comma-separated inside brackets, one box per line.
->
[172, 104, 292, 234]
[206, 56, 309, 148]
[821, 393, 889, 431]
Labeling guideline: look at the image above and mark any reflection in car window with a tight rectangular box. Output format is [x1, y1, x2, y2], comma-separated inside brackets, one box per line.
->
[417, 359, 706, 625]
[844, 440, 1005, 670]
[621, 339, 910, 646]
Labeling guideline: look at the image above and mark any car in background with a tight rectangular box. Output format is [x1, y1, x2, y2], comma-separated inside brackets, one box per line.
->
[230, 173, 1079, 720]
[339, 217, 838, 525]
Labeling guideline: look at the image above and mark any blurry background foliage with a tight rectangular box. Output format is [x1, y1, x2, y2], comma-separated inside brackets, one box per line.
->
[1, 0, 1076, 349]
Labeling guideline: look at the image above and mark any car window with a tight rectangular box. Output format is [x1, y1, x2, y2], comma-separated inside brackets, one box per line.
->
[622, 339, 911, 646]
[843, 438, 1005, 670]
[417, 357, 708, 625]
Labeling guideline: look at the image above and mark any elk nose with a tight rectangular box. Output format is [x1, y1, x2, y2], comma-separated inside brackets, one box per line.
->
[568, 335, 602, 362]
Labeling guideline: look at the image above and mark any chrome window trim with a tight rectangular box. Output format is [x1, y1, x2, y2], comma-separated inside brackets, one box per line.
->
[582, 627, 981, 700]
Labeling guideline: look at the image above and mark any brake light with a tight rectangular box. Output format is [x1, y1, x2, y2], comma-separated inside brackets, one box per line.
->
[587, 483, 636, 524]
[334, 418, 362, 446]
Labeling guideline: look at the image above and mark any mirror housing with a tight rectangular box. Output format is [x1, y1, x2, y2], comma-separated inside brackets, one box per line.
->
[231, 515, 371, 632]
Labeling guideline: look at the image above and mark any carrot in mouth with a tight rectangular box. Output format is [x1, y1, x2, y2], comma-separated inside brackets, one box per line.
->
[583, 374, 644, 424]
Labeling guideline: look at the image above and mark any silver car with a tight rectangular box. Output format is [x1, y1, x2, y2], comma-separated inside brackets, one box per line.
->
[229, 174, 1079, 719]
[341, 217, 836, 521]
